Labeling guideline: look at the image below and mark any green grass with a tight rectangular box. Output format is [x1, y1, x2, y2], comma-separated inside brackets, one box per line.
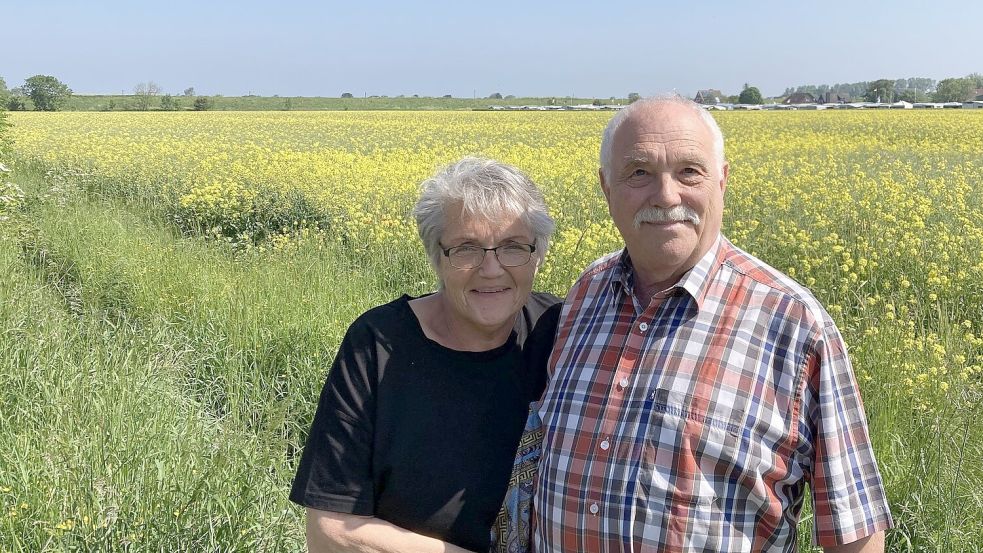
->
[0, 167, 431, 550]
[0, 229, 304, 550]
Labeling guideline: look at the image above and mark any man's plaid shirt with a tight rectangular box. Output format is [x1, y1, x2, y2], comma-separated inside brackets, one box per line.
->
[535, 236, 892, 552]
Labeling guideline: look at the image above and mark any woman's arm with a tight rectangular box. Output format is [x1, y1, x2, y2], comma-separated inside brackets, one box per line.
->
[307, 508, 475, 553]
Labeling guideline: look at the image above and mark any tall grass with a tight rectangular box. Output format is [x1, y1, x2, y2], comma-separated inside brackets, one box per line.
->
[0, 230, 305, 550]
[1, 169, 434, 550]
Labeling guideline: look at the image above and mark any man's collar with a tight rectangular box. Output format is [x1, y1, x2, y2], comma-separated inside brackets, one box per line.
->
[611, 234, 725, 312]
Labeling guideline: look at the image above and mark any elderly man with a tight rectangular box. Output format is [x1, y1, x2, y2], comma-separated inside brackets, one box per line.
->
[535, 97, 893, 552]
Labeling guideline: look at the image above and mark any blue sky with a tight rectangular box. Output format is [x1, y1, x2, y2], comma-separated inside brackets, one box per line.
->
[3, 0, 980, 98]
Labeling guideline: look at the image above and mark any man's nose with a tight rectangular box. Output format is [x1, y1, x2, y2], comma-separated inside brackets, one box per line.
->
[648, 172, 682, 207]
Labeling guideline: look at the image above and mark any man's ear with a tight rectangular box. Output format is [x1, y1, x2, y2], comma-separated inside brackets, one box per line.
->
[599, 167, 610, 202]
[719, 162, 729, 195]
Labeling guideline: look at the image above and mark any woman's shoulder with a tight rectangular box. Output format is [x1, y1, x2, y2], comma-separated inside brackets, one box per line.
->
[354, 294, 411, 321]
[524, 291, 562, 320]
[516, 291, 562, 347]
[344, 295, 421, 343]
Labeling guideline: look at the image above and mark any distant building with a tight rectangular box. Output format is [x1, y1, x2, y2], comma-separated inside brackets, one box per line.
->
[694, 89, 723, 105]
[974, 88, 983, 101]
[817, 91, 851, 104]
[783, 92, 816, 104]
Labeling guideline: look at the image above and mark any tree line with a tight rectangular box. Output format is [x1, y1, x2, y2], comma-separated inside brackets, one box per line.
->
[0, 76, 214, 112]
[3, 72, 982, 112]
[780, 74, 983, 103]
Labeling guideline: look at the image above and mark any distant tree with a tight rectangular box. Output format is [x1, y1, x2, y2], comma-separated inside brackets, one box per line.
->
[591, 98, 603, 106]
[134, 81, 162, 110]
[192, 96, 213, 111]
[895, 89, 930, 103]
[183, 87, 195, 97]
[863, 79, 895, 103]
[906, 77, 936, 93]
[160, 94, 179, 111]
[0, 76, 8, 107]
[796, 85, 820, 96]
[442, 94, 452, 98]
[6, 87, 27, 111]
[488, 92, 503, 100]
[627, 92, 641, 103]
[967, 73, 983, 88]
[283, 97, 292, 111]
[23, 75, 72, 111]
[738, 85, 764, 104]
[504, 95, 516, 100]
[933, 78, 975, 102]
[341, 92, 354, 98]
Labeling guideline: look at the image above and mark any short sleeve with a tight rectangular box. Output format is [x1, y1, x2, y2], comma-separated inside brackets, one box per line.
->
[800, 320, 893, 547]
[290, 317, 379, 515]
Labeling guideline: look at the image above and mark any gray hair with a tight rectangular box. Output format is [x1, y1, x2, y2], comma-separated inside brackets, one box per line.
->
[599, 95, 726, 182]
[413, 157, 555, 270]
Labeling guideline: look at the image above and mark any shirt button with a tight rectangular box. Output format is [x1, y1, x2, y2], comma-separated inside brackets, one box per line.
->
[619, 377, 630, 389]
[639, 322, 649, 332]
[600, 439, 610, 451]
[589, 503, 599, 515]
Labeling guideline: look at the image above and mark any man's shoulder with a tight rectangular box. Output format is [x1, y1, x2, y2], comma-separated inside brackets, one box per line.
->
[572, 250, 623, 288]
[719, 240, 834, 327]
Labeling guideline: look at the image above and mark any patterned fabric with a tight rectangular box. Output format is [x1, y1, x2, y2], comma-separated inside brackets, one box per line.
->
[535, 235, 893, 552]
[491, 403, 543, 553]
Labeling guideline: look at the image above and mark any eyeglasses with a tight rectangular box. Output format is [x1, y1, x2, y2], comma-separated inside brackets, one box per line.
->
[440, 243, 537, 270]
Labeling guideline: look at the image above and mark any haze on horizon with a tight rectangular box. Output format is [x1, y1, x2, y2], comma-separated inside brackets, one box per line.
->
[4, 0, 980, 99]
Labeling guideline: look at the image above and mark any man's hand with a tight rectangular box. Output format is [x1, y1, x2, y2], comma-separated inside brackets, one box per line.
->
[306, 508, 475, 553]
[825, 531, 884, 553]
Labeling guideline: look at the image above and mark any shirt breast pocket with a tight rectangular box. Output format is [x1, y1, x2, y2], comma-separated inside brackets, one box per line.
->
[645, 387, 746, 465]
[640, 388, 749, 503]
[638, 386, 778, 542]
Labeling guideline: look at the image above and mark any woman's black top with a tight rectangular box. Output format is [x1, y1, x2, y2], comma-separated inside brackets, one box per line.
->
[290, 292, 561, 551]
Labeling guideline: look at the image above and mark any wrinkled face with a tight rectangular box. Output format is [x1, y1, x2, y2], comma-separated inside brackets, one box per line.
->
[436, 208, 539, 335]
[601, 103, 728, 289]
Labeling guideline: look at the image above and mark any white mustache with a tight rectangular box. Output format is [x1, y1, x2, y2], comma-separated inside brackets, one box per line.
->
[633, 206, 701, 229]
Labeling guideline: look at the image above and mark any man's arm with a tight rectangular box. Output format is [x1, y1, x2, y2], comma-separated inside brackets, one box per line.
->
[824, 530, 884, 552]
[306, 508, 475, 553]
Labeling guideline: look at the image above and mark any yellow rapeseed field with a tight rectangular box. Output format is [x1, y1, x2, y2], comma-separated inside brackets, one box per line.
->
[10, 111, 983, 407]
[6, 109, 983, 549]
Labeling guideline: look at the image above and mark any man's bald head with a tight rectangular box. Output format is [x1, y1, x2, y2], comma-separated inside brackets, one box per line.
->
[600, 95, 725, 182]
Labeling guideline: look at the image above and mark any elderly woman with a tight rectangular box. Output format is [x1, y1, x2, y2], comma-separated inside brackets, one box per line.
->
[290, 157, 560, 553]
